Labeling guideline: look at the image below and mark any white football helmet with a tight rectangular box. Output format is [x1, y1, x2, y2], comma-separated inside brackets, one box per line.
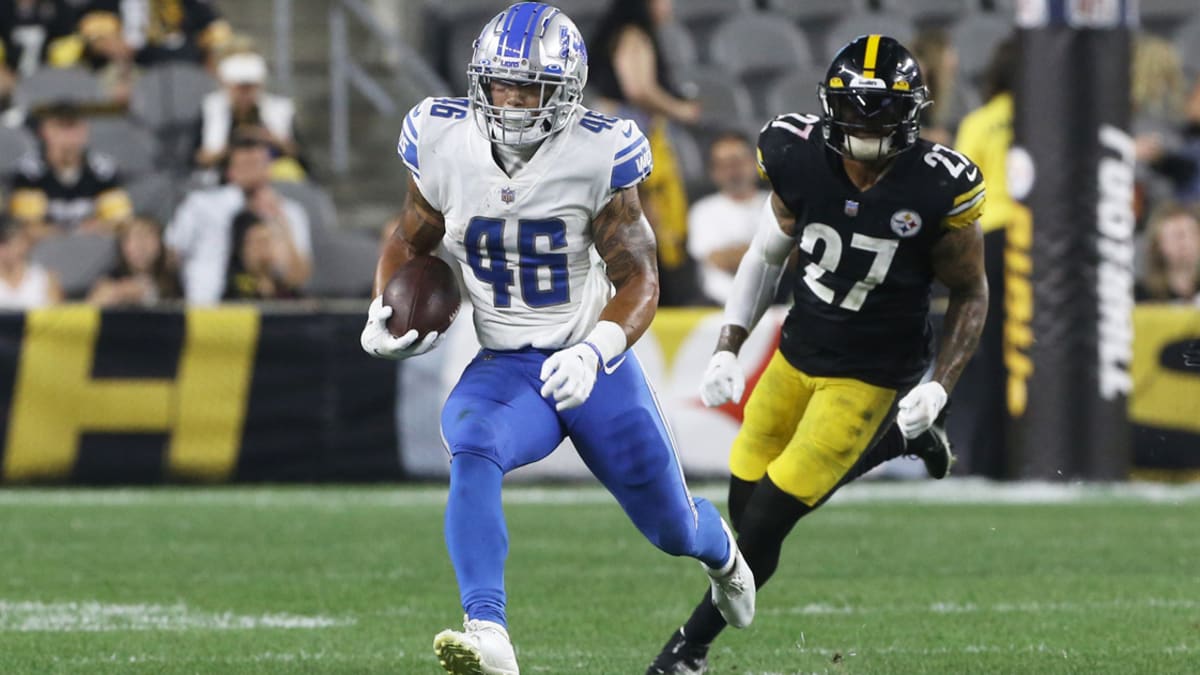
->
[467, 2, 588, 146]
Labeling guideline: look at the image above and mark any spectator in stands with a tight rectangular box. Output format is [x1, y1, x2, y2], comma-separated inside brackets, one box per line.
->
[80, 0, 232, 67]
[589, 0, 704, 305]
[166, 134, 311, 304]
[951, 37, 1017, 478]
[911, 29, 966, 147]
[196, 48, 305, 181]
[1182, 77, 1200, 202]
[8, 101, 133, 238]
[87, 215, 180, 306]
[0, 215, 62, 308]
[1132, 34, 1197, 210]
[0, 0, 83, 105]
[222, 210, 301, 301]
[686, 132, 767, 304]
[77, 9, 139, 107]
[1137, 203, 1200, 304]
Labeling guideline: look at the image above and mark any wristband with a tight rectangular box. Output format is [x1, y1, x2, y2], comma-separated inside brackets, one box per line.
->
[583, 320, 627, 365]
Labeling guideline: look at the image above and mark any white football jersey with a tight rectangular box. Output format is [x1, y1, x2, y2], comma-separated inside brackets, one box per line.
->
[398, 96, 653, 351]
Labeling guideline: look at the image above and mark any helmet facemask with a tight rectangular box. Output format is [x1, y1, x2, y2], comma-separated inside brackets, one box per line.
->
[468, 64, 582, 146]
[819, 85, 929, 162]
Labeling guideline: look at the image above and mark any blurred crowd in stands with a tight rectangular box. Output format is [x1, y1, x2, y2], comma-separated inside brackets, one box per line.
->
[0, 0, 360, 310]
[2, 0, 1199, 313]
[532, 0, 1200, 308]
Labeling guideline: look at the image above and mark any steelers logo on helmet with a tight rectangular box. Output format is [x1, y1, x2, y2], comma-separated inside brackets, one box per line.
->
[819, 34, 931, 162]
[890, 209, 923, 237]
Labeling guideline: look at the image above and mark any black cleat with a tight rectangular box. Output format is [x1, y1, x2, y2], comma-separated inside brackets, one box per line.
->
[646, 629, 709, 675]
[905, 410, 954, 480]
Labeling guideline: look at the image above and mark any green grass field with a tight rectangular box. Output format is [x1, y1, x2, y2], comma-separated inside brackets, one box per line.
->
[0, 481, 1197, 674]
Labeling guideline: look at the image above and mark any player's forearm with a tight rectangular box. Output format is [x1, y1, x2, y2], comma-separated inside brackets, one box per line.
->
[714, 324, 750, 355]
[375, 176, 445, 296]
[718, 197, 794, 350]
[599, 271, 658, 348]
[931, 281, 988, 392]
[373, 234, 420, 297]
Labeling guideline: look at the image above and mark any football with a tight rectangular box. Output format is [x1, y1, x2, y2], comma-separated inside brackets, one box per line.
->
[382, 255, 461, 337]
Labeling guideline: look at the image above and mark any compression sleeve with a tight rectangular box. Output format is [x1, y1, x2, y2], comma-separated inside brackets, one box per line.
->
[722, 196, 794, 331]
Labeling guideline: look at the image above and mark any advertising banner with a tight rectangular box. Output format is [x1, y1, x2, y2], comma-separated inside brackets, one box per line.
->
[1008, 0, 1135, 478]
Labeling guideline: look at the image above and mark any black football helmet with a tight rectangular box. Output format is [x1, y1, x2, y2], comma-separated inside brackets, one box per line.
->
[818, 35, 930, 162]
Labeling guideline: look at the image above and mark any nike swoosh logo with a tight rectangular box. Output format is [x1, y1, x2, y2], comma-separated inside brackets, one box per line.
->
[965, 167, 978, 181]
[603, 354, 627, 375]
[622, 125, 633, 138]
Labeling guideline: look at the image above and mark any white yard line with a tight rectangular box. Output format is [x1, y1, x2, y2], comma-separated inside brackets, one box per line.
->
[0, 601, 354, 632]
[763, 597, 1200, 617]
[0, 479, 1198, 508]
[49, 650, 407, 665]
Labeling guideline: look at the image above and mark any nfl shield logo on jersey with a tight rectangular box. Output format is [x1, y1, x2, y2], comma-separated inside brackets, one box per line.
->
[500, 187, 515, 204]
[890, 209, 923, 237]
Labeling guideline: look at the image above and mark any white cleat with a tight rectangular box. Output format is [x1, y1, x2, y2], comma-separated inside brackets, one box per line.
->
[705, 520, 756, 629]
[433, 616, 520, 675]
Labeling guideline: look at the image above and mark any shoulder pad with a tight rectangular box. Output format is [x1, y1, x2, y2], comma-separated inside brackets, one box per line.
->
[757, 112, 822, 184]
[397, 96, 472, 179]
[607, 116, 652, 191]
[918, 143, 986, 230]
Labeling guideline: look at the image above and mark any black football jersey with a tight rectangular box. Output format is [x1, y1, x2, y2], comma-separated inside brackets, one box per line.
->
[757, 112, 986, 389]
[0, 0, 78, 76]
[9, 150, 132, 229]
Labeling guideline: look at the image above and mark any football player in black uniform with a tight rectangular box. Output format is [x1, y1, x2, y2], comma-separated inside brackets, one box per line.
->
[646, 35, 988, 674]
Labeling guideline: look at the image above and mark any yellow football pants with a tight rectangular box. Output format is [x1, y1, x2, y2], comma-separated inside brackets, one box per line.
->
[729, 351, 898, 506]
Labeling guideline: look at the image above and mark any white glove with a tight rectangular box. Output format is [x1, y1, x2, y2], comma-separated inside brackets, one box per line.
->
[896, 381, 948, 439]
[539, 343, 600, 411]
[360, 295, 441, 360]
[699, 350, 745, 407]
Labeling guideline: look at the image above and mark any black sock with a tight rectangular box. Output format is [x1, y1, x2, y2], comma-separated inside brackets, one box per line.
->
[734, 475, 809, 587]
[727, 476, 757, 532]
[682, 476, 810, 645]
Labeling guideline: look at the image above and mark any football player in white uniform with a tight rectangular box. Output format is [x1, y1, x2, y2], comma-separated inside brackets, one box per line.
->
[360, 4, 754, 674]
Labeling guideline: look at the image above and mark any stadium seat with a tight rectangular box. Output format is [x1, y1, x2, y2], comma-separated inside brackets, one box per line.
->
[763, 0, 865, 24]
[823, 13, 917, 59]
[658, 21, 699, 74]
[710, 13, 814, 79]
[0, 125, 36, 179]
[1141, 0, 1200, 26]
[273, 181, 340, 244]
[877, 0, 971, 25]
[430, 0, 506, 20]
[125, 174, 180, 225]
[763, 67, 827, 119]
[668, 125, 707, 196]
[12, 68, 105, 111]
[672, 0, 755, 25]
[1177, 15, 1200, 79]
[951, 14, 1013, 85]
[31, 233, 117, 297]
[304, 230, 379, 298]
[130, 63, 218, 130]
[447, 22, 482, 94]
[675, 0, 754, 58]
[88, 118, 160, 178]
[675, 66, 755, 127]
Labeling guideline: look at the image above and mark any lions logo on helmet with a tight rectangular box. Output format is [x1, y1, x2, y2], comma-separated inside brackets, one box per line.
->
[467, 2, 589, 145]
[819, 34, 931, 162]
